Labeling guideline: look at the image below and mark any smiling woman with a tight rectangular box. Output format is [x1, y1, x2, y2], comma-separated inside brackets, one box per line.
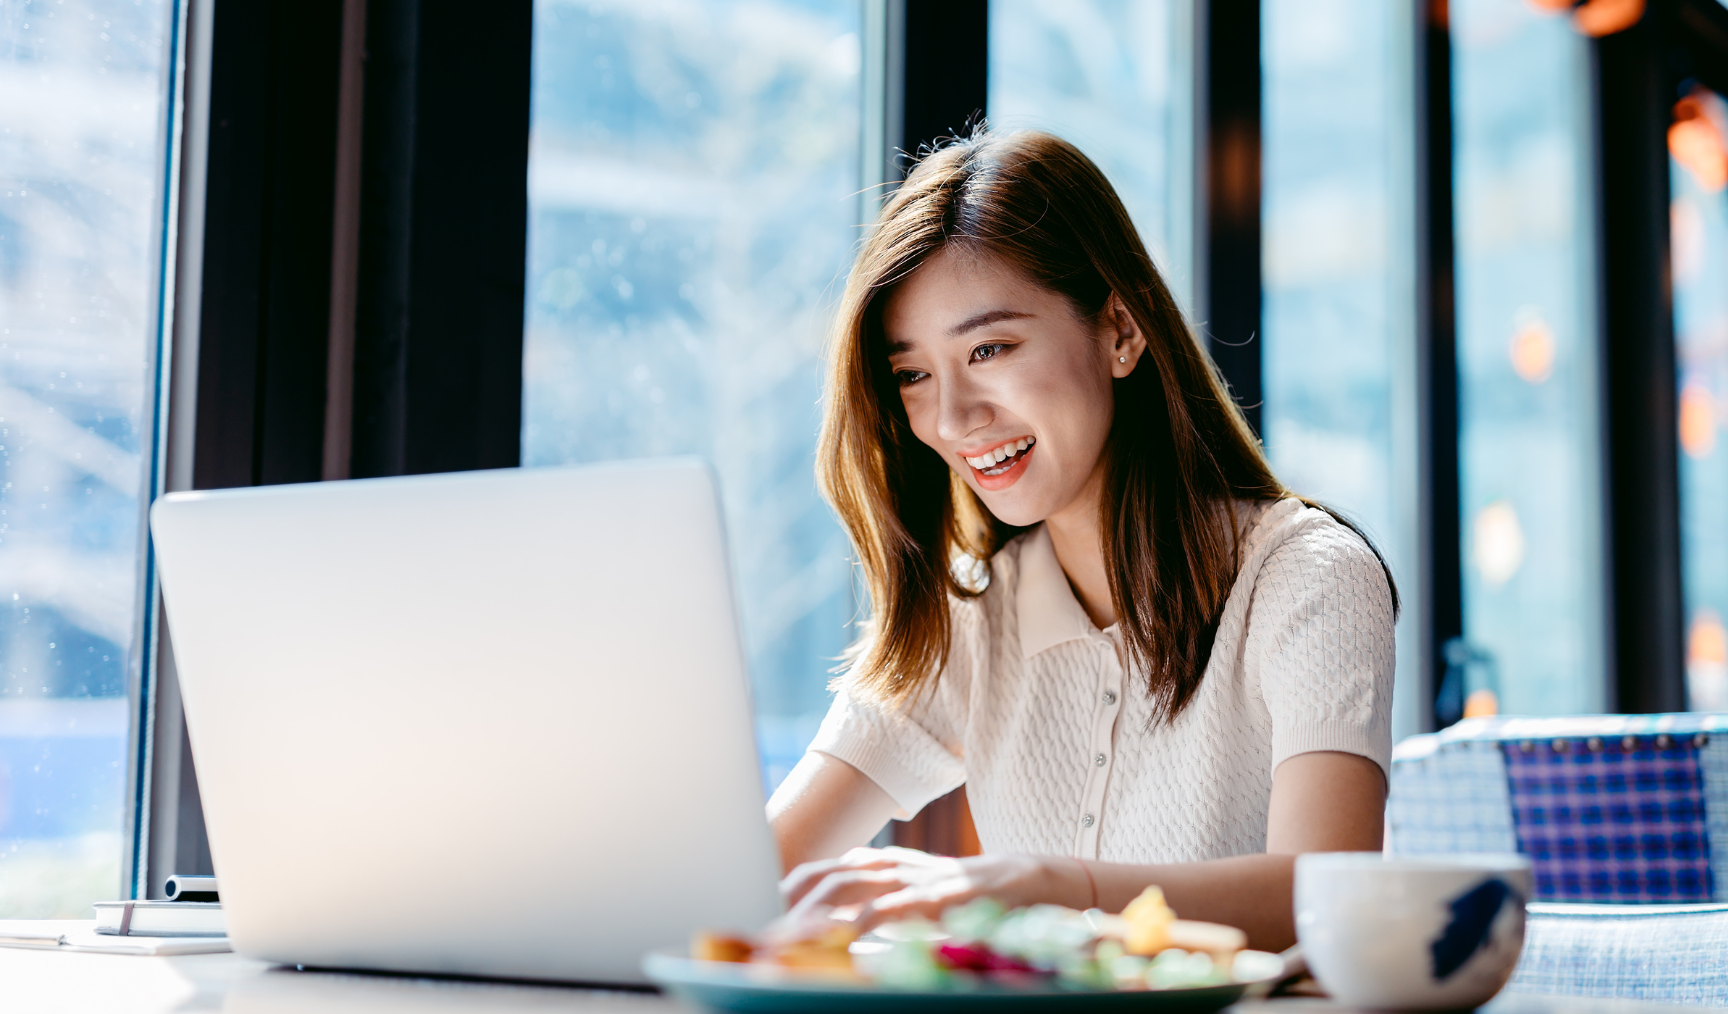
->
[768, 130, 1399, 952]
[886, 260, 1116, 515]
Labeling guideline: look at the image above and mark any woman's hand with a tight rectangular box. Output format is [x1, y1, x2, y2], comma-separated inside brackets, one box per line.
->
[779, 846, 1090, 932]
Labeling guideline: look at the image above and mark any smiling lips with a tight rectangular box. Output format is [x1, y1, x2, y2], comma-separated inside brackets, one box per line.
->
[963, 436, 1035, 479]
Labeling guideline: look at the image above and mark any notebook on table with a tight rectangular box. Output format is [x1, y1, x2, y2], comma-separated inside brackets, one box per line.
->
[0, 920, 229, 955]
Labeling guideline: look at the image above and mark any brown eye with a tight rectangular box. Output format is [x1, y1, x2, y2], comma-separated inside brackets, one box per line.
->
[971, 343, 1008, 363]
[896, 370, 928, 386]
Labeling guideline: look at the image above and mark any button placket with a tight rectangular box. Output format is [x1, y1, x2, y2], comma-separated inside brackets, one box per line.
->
[1074, 635, 1123, 858]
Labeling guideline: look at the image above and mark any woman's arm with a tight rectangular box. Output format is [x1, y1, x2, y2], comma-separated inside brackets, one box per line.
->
[767, 751, 900, 873]
[1081, 751, 1386, 949]
[779, 750, 1385, 953]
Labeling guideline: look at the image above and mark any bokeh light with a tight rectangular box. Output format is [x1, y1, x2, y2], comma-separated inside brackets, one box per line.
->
[1509, 311, 1556, 383]
[1472, 500, 1527, 587]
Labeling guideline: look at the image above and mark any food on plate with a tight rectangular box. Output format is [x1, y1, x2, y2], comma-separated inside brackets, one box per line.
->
[1165, 918, 1248, 959]
[1121, 885, 1177, 954]
[691, 930, 755, 964]
[690, 885, 1257, 992]
[755, 918, 858, 973]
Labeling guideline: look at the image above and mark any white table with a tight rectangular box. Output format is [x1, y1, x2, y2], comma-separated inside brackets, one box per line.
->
[0, 945, 1708, 1014]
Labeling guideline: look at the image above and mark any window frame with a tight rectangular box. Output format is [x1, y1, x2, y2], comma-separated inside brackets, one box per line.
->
[122, 0, 1728, 881]
[131, 0, 532, 897]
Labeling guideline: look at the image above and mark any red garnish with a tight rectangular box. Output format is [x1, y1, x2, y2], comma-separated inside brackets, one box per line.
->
[935, 943, 1041, 974]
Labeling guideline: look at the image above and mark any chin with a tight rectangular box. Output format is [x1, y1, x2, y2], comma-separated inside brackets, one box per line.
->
[973, 491, 1049, 529]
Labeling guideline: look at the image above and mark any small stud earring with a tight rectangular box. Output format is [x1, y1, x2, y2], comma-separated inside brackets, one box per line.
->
[1119, 356, 1127, 363]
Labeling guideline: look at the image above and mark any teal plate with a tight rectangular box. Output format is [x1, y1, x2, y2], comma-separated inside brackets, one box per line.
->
[642, 948, 1286, 1014]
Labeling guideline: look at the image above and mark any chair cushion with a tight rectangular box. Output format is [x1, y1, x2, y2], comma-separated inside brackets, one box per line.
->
[1390, 715, 1728, 902]
[1512, 902, 1728, 1006]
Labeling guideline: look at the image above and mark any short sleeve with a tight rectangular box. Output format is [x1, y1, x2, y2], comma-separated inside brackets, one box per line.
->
[807, 688, 967, 819]
[1248, 510, 1396, 780]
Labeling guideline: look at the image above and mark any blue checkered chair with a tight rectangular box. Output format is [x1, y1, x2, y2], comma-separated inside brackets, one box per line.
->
[1388, 714, 1728, 1007]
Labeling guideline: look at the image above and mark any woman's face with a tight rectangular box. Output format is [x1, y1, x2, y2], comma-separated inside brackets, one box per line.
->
[881, 247, 1144, 528]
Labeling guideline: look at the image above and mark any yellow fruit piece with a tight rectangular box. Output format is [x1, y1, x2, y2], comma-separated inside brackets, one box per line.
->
[1122, 885, 1176, 956]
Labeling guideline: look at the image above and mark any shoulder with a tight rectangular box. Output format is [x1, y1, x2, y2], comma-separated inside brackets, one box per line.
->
[1238, 498, 1393, 614]
[1244, 498, 1382, 572]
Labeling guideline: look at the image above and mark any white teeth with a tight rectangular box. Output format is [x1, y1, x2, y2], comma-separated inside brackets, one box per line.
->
[966, 437, 1035, 472]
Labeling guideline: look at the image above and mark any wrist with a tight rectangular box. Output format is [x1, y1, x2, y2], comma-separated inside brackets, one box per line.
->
[1037, 854, 1095, 910]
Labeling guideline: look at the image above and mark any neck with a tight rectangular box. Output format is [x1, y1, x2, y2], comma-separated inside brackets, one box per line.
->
[1043, 467, 1115, 630]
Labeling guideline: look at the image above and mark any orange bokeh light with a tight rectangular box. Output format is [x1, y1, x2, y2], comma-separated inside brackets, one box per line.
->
[1525, 0, 1646, 36]
[1509, 317, 1556, 383]
[1462, 689, 1500, 719]
[1681, 382, 1717, 459]
[1671, 93, 1728, 193]
[1690, 611, 1728, 667]
[1573, 0, 1644, 36]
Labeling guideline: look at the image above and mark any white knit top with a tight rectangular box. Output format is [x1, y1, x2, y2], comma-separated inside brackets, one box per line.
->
[808, 497, 1396, 863]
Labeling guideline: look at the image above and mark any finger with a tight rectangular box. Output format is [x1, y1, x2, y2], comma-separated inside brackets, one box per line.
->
[876, 846, 950, 868]
[855, 872, 984, 931]
[780, 859, 843, 908]
[789, 869, 908, 920]
[875, 846, 962, 871]
[854, 887, 955, 933]
[781, 852, 905, 907]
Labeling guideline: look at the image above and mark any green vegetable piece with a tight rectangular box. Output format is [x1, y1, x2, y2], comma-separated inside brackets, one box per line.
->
[870, 938, 950, 991]
[1145, 949, 1223, 989]
[940, 897, 1007, 942]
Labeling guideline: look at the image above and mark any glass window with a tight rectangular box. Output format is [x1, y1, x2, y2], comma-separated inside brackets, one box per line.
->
[521, 0, 864, 792]
[1260, 0, 1420, 735]
[1450, 0, 1605, 715]
[0, 0, 177, 914]
[986, 0, 1196, 309]
[1671, 88, 1728, 711]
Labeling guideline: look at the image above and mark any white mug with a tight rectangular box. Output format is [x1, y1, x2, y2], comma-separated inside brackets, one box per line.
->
[1295, 852, 1532, 1011]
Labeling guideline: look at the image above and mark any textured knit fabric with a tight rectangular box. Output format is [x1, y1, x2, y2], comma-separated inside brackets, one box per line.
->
[1386, 739, 1519, 856]
[807, 497, 1396, 863]
[1510, 902, 1728, 1006]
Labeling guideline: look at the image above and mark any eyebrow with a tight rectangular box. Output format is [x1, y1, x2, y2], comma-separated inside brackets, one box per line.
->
[948, 309, 1033, 336]
[884, 308, 1034, 355]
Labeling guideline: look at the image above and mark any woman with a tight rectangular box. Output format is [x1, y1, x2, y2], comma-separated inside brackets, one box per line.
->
[766, 130, 1395, 952]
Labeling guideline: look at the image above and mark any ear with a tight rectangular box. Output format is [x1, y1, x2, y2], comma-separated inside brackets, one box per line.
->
[1104, 293, 1148, 379]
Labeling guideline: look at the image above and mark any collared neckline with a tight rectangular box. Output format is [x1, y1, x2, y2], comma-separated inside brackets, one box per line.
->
[1016, 524, 1101, 659]
[1015, 499, 1301, 660]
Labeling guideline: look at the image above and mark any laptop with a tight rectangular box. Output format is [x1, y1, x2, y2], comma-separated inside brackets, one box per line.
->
[149, 459, 785, 984]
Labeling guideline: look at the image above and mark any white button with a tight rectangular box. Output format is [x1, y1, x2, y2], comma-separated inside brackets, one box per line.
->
[1082, 814, 1095, 828]
[1103, 691, 1117, 706]
[1095, 753, 1107, 766]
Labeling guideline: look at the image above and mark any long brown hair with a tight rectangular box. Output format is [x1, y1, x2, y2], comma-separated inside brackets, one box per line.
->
[817, 129, 1393, 721]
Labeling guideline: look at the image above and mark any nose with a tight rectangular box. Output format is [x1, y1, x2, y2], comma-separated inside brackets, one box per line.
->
[934, 368, 993, 445]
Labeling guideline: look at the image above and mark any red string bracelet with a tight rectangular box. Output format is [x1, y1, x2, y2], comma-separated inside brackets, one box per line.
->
[1072, 856, 1099, 910]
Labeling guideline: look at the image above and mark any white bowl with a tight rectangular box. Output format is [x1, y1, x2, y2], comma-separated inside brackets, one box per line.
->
[1295, 852, 1532, 1011]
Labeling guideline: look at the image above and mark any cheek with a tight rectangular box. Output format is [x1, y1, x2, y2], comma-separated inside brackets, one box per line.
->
[1057, 349, 1116, 436]
[897, 389, 941, 448]
[1016, 361, 1113, 445]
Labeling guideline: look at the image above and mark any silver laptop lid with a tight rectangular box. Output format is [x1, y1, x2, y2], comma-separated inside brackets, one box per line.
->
[150, 459, 783, 983]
